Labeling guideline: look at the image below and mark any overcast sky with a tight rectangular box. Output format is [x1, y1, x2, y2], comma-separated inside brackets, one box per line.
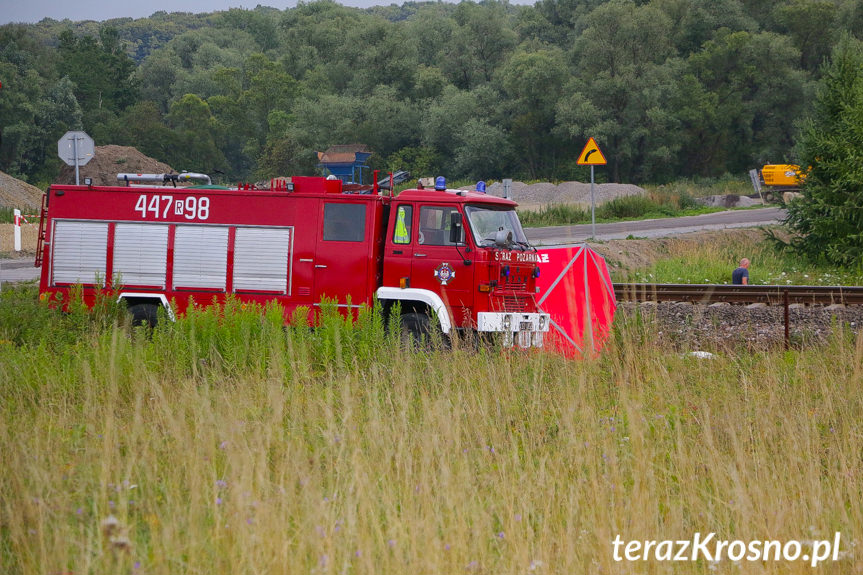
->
[0, 0, 534, 25]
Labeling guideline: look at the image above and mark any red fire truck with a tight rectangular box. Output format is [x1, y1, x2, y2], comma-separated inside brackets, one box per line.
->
[36, 174, 550, 347]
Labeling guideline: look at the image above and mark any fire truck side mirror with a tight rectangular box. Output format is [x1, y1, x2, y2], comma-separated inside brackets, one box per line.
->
[449, 212, 465, 245]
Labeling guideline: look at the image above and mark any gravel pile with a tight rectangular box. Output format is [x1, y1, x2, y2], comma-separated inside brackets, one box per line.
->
[619, 302, 863, 351]
[0, 171, 43, 210]
[485, 181, 646, 209]
[55, 145, 174, 186]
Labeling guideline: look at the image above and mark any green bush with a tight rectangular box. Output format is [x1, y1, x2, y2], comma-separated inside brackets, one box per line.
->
[597, 195, 655, 219]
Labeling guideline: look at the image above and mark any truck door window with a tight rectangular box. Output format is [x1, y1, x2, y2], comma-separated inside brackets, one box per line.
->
[418, 206, 461, 246]
[323, 203, 366, 242]
[393, 205, 412, 244]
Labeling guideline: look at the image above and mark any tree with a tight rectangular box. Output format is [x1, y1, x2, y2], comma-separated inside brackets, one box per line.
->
[674, 29, 807, 177]
[556, 0, 679, 182]
[165, 94, 228, 173]
[58, 27, 138, 127]
[496, 46, 569, 179]
[772, 0, 838, 73]
[785, 35, 863, 266]
[453, 118, 511, 179]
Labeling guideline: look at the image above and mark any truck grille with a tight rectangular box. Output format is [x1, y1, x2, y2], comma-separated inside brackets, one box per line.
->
[493, 293, 531, 312]
[503, 279, 527, 291]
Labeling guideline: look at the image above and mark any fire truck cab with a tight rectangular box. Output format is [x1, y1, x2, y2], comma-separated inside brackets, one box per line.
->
[37, 175, 550, 347]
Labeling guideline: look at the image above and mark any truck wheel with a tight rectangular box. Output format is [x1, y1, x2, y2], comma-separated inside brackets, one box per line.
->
[400, 312, 430, 347]
[128, 303, 159, 328]
[400, 311, 452, 350]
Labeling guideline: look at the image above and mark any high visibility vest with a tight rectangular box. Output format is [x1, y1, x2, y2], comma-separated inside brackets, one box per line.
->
[394, 208, 409, 243]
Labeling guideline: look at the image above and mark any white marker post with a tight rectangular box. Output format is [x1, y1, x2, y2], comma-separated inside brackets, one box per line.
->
[13, 209, 21, 252]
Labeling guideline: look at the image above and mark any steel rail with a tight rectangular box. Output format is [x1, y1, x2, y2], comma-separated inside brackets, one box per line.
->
[613, 283, 863, 305]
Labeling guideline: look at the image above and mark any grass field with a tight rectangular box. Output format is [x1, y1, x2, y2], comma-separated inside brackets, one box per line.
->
[1, 286, 861, 574]
[616, 228, 863, 286]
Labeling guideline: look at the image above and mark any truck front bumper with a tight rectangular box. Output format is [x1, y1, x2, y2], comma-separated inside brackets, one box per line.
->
[476, 312, 551, 348]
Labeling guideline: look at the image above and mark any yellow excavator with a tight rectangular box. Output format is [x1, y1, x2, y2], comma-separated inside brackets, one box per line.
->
[749, 164, 805, 203]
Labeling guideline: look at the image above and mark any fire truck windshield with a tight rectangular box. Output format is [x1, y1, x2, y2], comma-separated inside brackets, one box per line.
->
[465, 205, 531, 250]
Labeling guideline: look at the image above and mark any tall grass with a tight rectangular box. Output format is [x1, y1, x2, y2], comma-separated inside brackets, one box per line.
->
[519, 188, 714, 228]
[1, 287, 861, 574]
[621, 230, 863, 285]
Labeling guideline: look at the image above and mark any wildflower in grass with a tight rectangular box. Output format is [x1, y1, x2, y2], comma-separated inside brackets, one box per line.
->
[76, 508, 83, 515]
[388, 539, 396, 548]
[219, 441, 228, 449]
[354, 550, 361, 557]
[215, 479, 228, 489]
[215, 497, 222, 505]
[515, 514, 522, 522]
[497, 531, 505, 539]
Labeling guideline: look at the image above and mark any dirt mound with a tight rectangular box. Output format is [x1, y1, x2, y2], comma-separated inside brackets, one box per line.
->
[485, 181, 645, 209]
[0, 171, 44, 210]
[55, 145, 174, 186]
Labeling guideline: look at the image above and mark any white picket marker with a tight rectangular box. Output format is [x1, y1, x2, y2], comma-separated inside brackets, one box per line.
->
[13, 209, 21, 252]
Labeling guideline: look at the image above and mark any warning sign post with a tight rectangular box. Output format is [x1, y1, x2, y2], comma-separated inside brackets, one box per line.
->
[577, 138, 606, 238]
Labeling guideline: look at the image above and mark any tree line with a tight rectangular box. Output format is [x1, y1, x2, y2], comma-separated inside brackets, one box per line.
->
[1, 0, 862, 188]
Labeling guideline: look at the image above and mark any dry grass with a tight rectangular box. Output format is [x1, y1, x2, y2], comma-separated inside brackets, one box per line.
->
[1, 295, 861, 574]
[0, 223, 39, 257]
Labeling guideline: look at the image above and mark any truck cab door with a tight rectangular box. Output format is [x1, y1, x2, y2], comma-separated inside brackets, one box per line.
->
[382, 203, 415, 287]
[410, 205, 474, 326]
[313, 200, 372, 314]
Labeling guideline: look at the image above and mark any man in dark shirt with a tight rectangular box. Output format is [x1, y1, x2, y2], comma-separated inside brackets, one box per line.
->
[732, 258, 750, 285]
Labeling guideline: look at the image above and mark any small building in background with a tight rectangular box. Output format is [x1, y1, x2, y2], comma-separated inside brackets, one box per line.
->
[316, 145, 372, 184]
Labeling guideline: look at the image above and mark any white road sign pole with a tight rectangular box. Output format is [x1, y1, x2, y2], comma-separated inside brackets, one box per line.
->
[576, 137, 607, 241]
[73, 137, 80, 185]
[590, 166, 596, 239]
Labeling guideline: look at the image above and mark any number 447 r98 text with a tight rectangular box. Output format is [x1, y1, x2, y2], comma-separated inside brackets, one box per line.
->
[134, 194, 210, 221]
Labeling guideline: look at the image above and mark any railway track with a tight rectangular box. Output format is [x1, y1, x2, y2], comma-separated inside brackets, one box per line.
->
[613, 284, 863, 306]
[614, 283, 863, 348]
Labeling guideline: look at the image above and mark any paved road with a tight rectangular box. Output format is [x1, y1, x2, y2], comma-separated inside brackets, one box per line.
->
[0, 258, 40, 286]
[524, 207, 785, 246]
[0, 208, 785, 285]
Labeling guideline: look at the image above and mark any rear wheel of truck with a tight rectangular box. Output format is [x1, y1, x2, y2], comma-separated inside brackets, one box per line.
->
[399, 312, 449, 350]
[128, 303, 159, 329]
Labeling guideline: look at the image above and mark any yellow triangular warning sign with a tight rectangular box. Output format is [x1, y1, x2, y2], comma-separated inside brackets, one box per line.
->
[577, 137, 607, 166]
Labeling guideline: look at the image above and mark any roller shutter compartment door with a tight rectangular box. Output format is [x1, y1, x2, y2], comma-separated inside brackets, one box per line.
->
[233, 227, 292, 293]
[52, 221, 108, 286]
[113, 223, 169, 288]
[173, 225, 228, 290]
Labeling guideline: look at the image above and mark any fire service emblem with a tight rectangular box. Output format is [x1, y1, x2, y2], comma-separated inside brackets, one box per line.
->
[434, 262, 455, 285]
